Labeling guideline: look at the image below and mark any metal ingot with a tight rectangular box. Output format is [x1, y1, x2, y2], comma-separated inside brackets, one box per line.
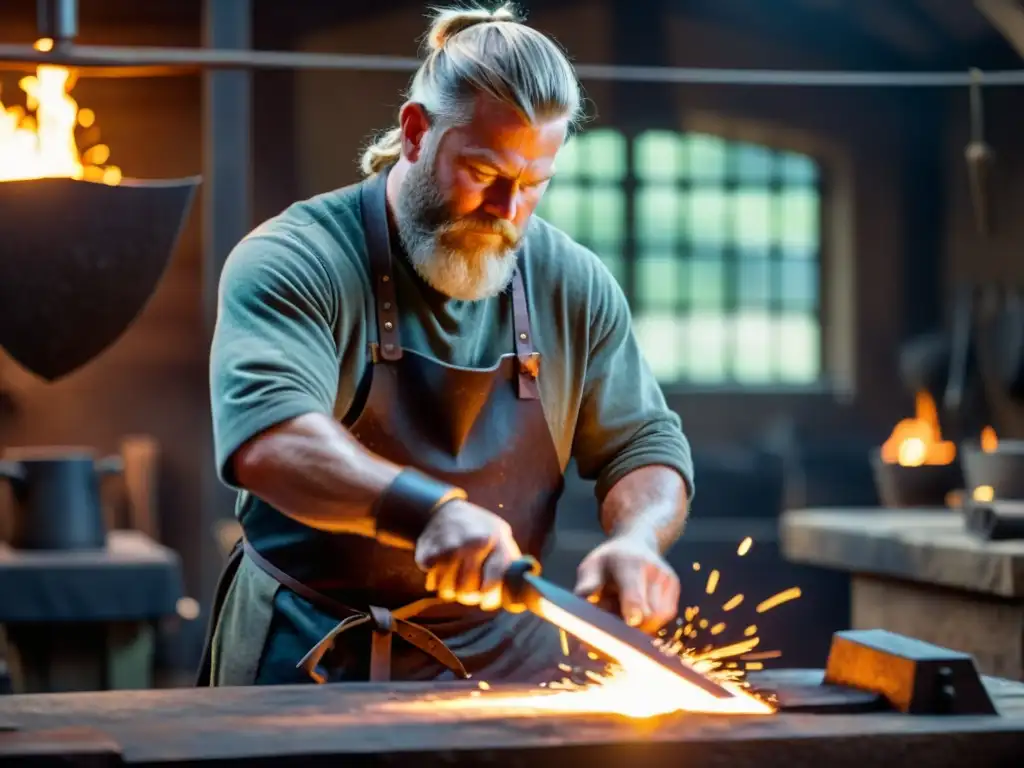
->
[822, 629, 998, 716]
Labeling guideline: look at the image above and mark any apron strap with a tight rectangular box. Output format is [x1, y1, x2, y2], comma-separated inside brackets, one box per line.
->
[243, 539, 469, 683]
[367, 605, 393, 681]
[360, 171, 403, 362]
[296, 603, 469, 684]
[511, 266, 540, 400]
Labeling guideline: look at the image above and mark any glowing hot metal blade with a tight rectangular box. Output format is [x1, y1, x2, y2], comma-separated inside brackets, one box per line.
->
[503, 557, 750, 704]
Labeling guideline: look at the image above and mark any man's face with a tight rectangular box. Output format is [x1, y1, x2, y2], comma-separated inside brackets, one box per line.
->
[395, 95, 568, 301]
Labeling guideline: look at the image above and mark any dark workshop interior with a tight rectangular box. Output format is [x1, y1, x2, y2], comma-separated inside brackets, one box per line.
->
[3, 0, 1024, 762]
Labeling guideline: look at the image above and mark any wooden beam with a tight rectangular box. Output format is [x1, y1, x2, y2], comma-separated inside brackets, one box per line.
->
[682, 0, 919, 70]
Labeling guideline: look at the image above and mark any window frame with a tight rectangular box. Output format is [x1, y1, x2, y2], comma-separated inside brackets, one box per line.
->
[536, 125, 828, 393]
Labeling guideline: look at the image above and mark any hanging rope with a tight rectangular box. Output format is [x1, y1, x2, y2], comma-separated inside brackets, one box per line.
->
[0, 42, 1021, 86]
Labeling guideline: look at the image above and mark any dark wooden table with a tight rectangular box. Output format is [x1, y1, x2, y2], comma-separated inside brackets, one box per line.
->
[781, 507, 1024, 679]
[0, 531, 184, 693]
[1, 672, 1023, 767]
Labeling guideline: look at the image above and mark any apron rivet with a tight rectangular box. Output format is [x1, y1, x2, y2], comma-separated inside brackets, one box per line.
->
[384, 321, 394, 331]
[519, 332, 528, 341]
[382, 276, 390, 283]
[383, 301, 392, 310]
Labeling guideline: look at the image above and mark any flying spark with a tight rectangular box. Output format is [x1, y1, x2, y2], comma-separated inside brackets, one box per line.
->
[722, 594, 744, 611]
[756, 587, 802, 613]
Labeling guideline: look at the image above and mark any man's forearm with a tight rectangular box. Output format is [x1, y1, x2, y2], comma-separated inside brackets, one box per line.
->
[599, 465, 689, 553]
[231, 412, 408, 545]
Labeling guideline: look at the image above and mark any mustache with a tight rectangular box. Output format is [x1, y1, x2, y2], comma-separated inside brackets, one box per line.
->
[442, 217, 520, 246]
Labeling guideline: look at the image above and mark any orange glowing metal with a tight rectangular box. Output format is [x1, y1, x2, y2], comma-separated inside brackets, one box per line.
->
[0, 39, 121, 184]
[390, 539, 797, 721]
[531, 597, 773, 715]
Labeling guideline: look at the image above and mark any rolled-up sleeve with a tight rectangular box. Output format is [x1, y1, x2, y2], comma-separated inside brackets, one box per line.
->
[570, 270, 695, 503]
[209, 232, 340, 487]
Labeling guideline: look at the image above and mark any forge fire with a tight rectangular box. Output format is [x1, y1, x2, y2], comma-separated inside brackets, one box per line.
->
[0, 38, 121, 183]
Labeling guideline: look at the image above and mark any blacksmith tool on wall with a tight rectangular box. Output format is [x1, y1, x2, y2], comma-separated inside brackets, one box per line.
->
[965, 68, 993, 237]
[502, 557, 742, 701]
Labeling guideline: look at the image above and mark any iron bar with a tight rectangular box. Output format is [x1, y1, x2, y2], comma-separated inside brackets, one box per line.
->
[35, 0, 78, 45]
[1, 42, 1024, 86]
[198, 0, 254, 677]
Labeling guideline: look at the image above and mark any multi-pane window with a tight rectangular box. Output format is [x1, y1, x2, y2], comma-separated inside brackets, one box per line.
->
[535, 128, 822, 386]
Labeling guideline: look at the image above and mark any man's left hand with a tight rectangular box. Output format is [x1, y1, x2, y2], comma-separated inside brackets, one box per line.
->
[573, 531, 680, 635]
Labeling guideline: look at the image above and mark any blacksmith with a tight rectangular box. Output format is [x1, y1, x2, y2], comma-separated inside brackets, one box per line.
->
[201, 3, 695, 686]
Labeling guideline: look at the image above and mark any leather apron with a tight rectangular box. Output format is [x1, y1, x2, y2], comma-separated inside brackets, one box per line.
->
[197, 170, 573, 686]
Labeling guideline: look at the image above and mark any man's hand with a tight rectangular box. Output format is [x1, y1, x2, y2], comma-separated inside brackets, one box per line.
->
[573, 532, 680, 634]
[416, 500, 522, 611]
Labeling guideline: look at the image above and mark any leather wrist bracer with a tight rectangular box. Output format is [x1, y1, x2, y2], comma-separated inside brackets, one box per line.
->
[373, 468, 467, 545]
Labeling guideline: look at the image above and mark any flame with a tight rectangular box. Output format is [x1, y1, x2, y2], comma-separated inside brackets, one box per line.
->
[981, 425, 998, 453]
[0, 39, 121, 184]
[880, 391, 956, 466]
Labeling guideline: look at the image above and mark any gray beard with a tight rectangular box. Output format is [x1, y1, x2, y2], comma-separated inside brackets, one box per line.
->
[394, 152, 518, 302]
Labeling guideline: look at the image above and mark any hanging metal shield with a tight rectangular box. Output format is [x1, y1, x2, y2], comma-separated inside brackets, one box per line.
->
[0, 176, 200, 381]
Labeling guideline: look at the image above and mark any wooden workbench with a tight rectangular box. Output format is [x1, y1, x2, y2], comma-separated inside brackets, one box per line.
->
[781, 508, 1024, 679]
[1, 673, 1024, 767]
[0, 531, 184, 693]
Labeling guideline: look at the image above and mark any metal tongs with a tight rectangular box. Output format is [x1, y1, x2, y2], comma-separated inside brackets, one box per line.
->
[503, 556, 740, 700]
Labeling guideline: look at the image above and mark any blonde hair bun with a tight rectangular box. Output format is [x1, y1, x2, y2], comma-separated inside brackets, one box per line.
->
[426, 4, 521, 51]
[360, 2, 582, 176]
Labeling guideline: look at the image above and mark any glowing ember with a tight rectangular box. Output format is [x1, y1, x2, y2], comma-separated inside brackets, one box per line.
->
[973, 484, 995, 503]
[971, 426, 999, 502]
[880, 391, 955, 467]
[385, 538, 801, 720]
[0, 39, 121, 184]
